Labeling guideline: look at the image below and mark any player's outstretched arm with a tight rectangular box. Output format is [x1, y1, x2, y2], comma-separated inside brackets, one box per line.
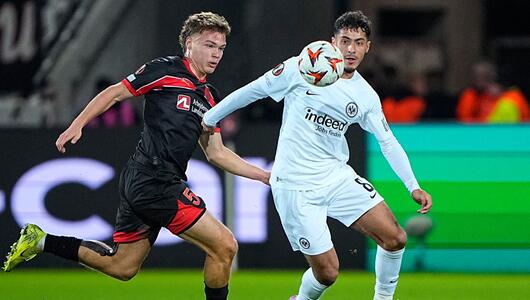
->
[199, 131, 270, 185]
[411, 189, 432, 214]
[55, 82, 133, 153]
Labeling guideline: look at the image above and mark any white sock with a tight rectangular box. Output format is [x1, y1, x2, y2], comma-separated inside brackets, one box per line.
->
[36, 233, 47, 251]
[296, 268, 328, 300]
[373, 245, 404, 300]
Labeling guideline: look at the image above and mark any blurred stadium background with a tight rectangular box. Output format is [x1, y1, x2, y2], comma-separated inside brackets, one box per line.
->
[1, 0, 529, 299]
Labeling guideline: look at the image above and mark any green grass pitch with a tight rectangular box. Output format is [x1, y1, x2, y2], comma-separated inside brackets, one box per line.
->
[1, 269, 529, 299]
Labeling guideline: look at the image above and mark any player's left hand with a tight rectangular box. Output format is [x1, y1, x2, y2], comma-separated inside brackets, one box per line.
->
[411, 189, 432, 214]
[201, 121, 216, 135]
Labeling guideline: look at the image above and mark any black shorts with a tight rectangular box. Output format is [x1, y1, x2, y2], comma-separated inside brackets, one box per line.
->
[113, 158, 206, 244]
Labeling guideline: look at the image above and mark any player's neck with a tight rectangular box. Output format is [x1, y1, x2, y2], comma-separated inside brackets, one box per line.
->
[341, 70, 356, 79]
[184, 56, 207, 81]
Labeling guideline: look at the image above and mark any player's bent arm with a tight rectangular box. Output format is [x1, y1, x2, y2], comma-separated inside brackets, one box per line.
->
[199, 131, 270, 185]
[378, 136, 420, 193]
[362, 103, 433, 212]
[374, 131, 433, 213]
[56, 82, 133, 153]
[70, 82, 133, 128]
[362, 103, 420, 193]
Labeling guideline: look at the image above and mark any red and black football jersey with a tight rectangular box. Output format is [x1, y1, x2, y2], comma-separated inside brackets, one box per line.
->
[121, 55, 221, 181]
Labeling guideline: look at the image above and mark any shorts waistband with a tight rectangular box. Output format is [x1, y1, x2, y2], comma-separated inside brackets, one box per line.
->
[130, 152, 182, 178]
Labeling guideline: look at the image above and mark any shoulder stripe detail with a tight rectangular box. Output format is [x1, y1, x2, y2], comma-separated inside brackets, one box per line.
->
[135, 76, 197, 95]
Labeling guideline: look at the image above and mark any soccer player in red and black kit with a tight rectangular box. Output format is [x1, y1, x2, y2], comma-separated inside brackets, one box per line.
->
[3, 12, 269, 300]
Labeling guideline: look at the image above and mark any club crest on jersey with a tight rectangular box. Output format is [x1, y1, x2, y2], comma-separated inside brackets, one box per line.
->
[272, 63, 285, 76]
[345, 102, 358, 118]
[176, 95, 191, 111]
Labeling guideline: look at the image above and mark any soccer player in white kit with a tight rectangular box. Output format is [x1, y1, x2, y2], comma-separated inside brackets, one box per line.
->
[203, 11, 432, 300]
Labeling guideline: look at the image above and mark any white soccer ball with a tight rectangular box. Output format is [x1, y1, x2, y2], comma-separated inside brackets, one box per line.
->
[298, 41, 344, 87]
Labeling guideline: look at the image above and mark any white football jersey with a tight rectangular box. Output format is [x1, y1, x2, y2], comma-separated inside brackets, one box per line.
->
[255, 57, 392, 189]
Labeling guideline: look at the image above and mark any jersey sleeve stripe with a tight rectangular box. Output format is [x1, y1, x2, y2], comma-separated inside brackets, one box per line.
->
[121, 79, 141, 97]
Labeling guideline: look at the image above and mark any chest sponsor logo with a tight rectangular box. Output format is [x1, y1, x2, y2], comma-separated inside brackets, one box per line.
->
[176, 94, 191, 111]
[192, 99, 208, 118]
[345, 102, 358, 118]
[304, 107, 347, 137]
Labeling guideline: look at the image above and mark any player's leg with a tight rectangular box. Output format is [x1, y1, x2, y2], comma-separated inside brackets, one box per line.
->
[178, 211, 237, 300]
[3, 223, 152, 281]
[294, 248, 339, 300]
[156, 180, 235, 300]
[352, 201, 407, 300]
[271, 186, 335, 300]
[325, 169, 401, 300]
[77, 239, 151, 281]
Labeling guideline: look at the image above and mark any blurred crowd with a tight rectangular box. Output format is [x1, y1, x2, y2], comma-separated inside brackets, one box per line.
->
[0, 76, 140, 129]
[378, 60, 528, 124]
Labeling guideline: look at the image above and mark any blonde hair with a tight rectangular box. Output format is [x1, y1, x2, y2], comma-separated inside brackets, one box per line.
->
[179, 12, 231, 53]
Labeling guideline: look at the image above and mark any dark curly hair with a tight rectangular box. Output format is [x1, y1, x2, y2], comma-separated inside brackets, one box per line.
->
[179, 12, 231, 53]
[334, 10, 371, 38]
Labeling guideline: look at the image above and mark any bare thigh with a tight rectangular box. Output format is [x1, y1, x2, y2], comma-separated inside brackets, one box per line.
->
[179, 211, 236, 256]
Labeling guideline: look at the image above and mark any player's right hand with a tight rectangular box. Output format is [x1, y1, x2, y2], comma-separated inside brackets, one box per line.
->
[56, 126, 83, 153]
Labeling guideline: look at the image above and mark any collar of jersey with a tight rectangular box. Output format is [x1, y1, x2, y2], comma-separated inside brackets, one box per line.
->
[182, 57, 207, 83]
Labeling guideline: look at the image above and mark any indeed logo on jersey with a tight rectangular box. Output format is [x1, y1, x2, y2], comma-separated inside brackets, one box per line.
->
[304, 108, 347, 131]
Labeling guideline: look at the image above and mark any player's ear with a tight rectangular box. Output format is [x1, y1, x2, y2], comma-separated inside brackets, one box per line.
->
[365, 40, 371, 54]
[185, 37, 192, 56]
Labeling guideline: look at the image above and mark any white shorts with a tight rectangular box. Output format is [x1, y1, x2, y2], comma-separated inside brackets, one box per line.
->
[271, 165, 383, 255]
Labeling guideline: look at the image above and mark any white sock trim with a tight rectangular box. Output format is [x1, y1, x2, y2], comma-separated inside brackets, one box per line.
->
[377, 245, 405, 258]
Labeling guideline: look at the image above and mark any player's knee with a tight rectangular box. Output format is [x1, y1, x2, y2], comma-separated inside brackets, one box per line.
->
[223, 234, 238, 260]
[213, 232, 238, 264]
[384, 229, 407, 251]
[314, 265, 339, 286]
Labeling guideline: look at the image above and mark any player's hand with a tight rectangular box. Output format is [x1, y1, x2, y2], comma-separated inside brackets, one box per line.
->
[201, 121, 216, 135]
[260, 171, 271, 186]
[411, 189, 432, 214]
[56, 125, 83, 153]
